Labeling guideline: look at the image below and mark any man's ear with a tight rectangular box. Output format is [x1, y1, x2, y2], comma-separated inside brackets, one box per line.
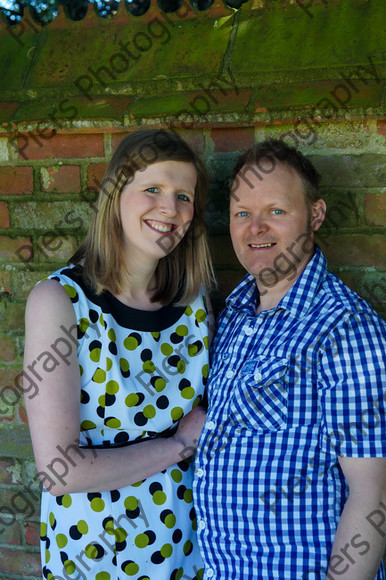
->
[310, 198, 327, 232]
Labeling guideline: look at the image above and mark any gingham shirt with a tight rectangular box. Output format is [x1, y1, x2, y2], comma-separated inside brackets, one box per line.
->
[193, 246, 386, 579]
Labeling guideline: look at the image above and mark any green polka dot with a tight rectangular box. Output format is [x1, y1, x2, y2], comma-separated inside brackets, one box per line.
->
[79, 364, 84, 376]
[63, 284, 77, 299]
[153, 490, 167, 505]
[99, 314, 105, 326]
[106, 358, 113, 371]
[184, 305, 193, 316]
[107, 329, 116, 342]
[125, 393, 139, 407]
[105, 417, 121, 428]
[49, 512, 56, 527]
[124, 496, 138, 511]
[85, 544, 98, 559]
[40, 522, 47, 536]
[124, 336, 139, 350]
[106, 380, 119, 395]
[164, 513, 176, 528]
[90, 498, 105, 512]
[160, 543, 173, 558]
[195, 309, 207, 323]
[177, 360, 186, 374]
[123, 562, 139, 575]
[143, 405, 156, 419]
[96, 573, 111, 580]
[135, 533, 150, 548]
[62, 495, 72, 508]
[154, 377, 166, 392]
[98, 395, 106, 408]
[93, 368, 106, 383]
[81, 420, 96, 431]
[79, 318, 90, 333]
[77, 520, 88, 535]
[143, 360, 155, 373]
[188, 344, 198, 357]
[115, 527, 128, 542]
[184, 489, 193, 503]
[181, 387, 195, 399]
[203, 336, 209, 350]
[171, 407, 183, 421]
[45, 551, 51, 565]
[120, 358, 130, 372]
[202, 364, 209, 378]
[151, 331, 160, 339]
[161, 343, 173, 356]
[56, 533, 67, 548]
[183, 540, 193, 555]
[171, 469, 182, 483]
[64, 560, 76, 574]
[90, 348, 101, 362]
[176, 325, 188, 336]
[175, 569, 183, 580]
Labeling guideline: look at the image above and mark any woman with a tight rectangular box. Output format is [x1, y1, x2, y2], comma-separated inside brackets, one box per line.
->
[24, 129, 215, 580]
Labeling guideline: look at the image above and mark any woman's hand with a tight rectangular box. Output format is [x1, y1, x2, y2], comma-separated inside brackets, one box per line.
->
[172, 405, 207, 460]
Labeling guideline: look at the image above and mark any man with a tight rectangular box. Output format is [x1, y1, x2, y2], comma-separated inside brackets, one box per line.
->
[193, 139, 386, 579]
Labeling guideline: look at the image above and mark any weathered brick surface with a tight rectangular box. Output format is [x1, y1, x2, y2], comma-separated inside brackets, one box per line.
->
[15, 133, 104, 160]
[0, 548, 41, 576]
[40, 165, 81, 193]
[365, 193, 386, 226]
[321, 234, 385, 267]
[0, 237, 32, 264]
[0, 167, 33, 195]
[211, 128, 255, 153]
[0, 336, 17, 362]
[23, 521, 40, 547]
[0, 201, 10, 228]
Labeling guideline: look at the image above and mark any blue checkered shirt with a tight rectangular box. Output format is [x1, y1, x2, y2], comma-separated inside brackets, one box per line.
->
[193, 246, 386, 579]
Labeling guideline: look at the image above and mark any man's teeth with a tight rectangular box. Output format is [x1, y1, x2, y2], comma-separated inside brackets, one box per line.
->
[250, 243, 275, 248]
[148, 221, 173, 233]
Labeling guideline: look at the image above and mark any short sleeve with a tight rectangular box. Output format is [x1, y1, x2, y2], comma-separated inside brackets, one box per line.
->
[317, 308, 386, 457]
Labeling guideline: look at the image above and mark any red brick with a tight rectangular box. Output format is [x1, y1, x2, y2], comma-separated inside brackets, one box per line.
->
[0, 336, 16, 362]
[365, 194, 386, 227]
[0, 458, 18, 484]
[0, 520, 21, 546]
[0, 202, 10, 228]
[376, 120, 386, 138]
[17, 132, 104, 160]
[211, 128, 255, 153]
[41, 165, 81, 193]
[111, 131, 131, 152]
[0, 166, 33, 194]
[87, 162, 108, 191]
[0, 237, 32, 264]
[18, 396, 28, 424]
[0, 548, 41, 576]
[320, 235, 385, 267]
[24, 521, 40, 547]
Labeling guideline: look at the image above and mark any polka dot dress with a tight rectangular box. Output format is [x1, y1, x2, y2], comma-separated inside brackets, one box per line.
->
[40, 266, 208, 580]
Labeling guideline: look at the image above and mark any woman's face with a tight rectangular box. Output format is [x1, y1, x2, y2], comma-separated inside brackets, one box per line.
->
[119, 160, 197, 267]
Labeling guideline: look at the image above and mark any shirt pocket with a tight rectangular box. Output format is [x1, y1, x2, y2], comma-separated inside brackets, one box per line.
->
[229, 356, 289, 431]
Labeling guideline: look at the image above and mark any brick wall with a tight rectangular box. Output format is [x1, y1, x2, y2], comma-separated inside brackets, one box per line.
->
[0, 120, 385, 577]
[0, 0, 385, 576]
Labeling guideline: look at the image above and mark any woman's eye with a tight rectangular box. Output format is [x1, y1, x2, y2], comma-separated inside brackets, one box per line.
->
[146, 187, 159, 193]
[177, 193, 191, 202]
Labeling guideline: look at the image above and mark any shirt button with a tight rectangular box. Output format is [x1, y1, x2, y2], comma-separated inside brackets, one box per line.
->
[254, 371, 262, 382]
[244, 326, 253, 336]
[206, 569, 214, 577]
[198, 519, 206, 530]
[206, 420, 215, 430]
[225, 370, 234, 379]
[195, 467, 204, 477]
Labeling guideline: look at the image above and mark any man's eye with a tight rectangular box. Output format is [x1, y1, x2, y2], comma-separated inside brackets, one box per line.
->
[237, 211, 249, 217]
[272, 209, 284, 215]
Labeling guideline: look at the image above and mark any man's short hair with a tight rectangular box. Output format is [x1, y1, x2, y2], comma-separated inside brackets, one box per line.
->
[230, 138, 322, 209]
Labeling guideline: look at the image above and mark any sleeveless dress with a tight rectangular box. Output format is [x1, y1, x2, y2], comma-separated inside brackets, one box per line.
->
[39, 265, 208, 580]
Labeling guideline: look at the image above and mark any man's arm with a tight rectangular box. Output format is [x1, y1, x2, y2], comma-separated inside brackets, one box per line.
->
[327, 456, 386, 579]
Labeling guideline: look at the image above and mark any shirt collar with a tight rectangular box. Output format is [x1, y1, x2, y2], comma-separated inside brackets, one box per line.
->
[226, 245, 327, 318]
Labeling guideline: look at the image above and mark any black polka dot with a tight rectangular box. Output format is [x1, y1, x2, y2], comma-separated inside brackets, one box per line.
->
[69, 525, 82, 540]
[156, 396, 169, 409]
[151, 550, 165, 564]
[172, 529, 183, 543]
[134, 412, 148, 427]
[170, 332, 184, 344]
[140, 348, 152, 361]
[89, 309, 98, 323]
[114, 432, 129, 445]
[109, 342, 118, 355]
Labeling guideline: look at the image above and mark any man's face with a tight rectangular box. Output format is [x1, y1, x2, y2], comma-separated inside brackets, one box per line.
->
[230, 162, 325, 286]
